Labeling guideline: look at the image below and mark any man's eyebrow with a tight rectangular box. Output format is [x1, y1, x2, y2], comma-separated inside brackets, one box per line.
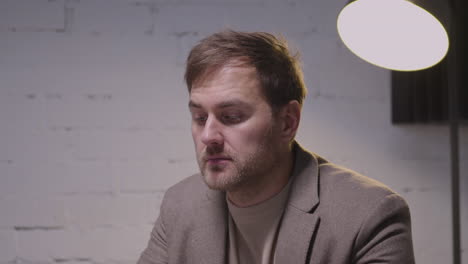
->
[216, 100, 249, 108]
[188, 99, 250, 109]
[188, 100, 201, 109]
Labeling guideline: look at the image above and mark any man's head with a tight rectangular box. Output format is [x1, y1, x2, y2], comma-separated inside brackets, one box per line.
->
[185, 30, 307, 114]
[185, 30, 307, 193]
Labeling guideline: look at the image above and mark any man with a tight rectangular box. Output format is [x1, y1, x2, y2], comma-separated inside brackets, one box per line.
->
[138, 30, 415, 264]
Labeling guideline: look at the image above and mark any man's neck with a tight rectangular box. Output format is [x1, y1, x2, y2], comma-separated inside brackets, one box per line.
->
[227, 149, 295, 208]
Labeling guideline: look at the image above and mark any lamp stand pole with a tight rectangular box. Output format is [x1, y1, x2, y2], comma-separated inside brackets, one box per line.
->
[448, 55, 460, 264]
[448, 0, 461, 261]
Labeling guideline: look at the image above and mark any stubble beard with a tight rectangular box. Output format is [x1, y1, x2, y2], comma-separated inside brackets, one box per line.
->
[198, 128, 278, 192]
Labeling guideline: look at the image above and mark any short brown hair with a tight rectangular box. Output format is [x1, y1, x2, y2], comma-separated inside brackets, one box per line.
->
[184, 30, 307, 111]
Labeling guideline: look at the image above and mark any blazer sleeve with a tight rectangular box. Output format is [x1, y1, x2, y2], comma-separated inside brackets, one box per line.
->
[137, 199, 169, 264]
[352, 193, 415, 264]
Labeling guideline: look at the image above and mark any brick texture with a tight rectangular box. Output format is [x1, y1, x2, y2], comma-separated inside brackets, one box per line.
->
[0, 0, 466, 263]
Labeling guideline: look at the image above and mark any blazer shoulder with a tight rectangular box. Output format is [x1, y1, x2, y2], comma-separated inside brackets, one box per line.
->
[162, 173, 210, 209]
[318, 160, 401, 203]
[316, 159, 410, 229]
[165, 174, 205, 196]
[157, 174, 214, 234]
[317, 161, 414, 263]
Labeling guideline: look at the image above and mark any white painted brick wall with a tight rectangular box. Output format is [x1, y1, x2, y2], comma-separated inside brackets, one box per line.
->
[0, 230, 16, 262]
[16, 226, 152, 263]
[0, 196, 66, 228]
[63, 193, 163, 227]
[0, 0, 466, 263]
[0, 0, 64, 32]
[68, 0, 153, 36]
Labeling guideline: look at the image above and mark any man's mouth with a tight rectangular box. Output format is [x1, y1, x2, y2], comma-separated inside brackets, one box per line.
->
[204, 156, 232, 165]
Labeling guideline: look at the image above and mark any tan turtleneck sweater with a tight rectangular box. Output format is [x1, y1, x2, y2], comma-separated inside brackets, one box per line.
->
[227, 180, 292, 264]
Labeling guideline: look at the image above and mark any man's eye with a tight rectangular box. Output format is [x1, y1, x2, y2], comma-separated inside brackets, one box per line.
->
[193, 115, 207, 125]
[222, 114, 243, 124]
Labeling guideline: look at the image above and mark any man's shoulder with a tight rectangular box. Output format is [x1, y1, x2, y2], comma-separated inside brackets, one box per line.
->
[157, 174, 212, 224]
[297, 149, 414, 262]
[295, 144, 399, 202]
[313, 155, 408, 222]
[318, 160, 397, 199]
[164, 173, 208, 202]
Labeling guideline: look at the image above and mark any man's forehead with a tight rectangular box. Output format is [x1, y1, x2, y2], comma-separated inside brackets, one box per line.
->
[191, 63, 257, 88]
[188, 63, 266, 111]
[188, 98, 251, 109]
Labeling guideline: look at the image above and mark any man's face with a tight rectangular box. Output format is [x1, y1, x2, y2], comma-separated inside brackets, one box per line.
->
[189, 65, 283, 192]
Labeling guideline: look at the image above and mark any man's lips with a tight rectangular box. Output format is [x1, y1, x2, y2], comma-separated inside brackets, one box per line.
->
[204, 156, 232, 163]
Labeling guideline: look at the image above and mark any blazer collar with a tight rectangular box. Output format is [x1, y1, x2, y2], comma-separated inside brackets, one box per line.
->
[190, 189, 228, 264]
[197, 141, 321, 264]
[287, 141, 321, 213]
[204, 142, 321, 211]
[275, 142, 321, 263]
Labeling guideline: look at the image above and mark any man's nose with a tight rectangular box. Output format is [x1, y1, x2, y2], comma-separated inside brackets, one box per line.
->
[200, 116, 224, 146]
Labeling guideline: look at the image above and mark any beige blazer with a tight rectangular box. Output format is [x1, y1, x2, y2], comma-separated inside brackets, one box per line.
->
[138, 143, 415, 264]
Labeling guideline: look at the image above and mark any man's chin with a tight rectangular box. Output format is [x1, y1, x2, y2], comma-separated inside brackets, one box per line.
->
[202, 172, 225, 190]
[201, 170, 237, 191]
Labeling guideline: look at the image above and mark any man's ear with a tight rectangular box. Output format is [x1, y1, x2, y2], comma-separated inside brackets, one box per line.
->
[279, 100, 301, 141]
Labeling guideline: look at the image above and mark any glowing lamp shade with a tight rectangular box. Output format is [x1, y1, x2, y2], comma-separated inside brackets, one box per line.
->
[337, 0, 449, 71]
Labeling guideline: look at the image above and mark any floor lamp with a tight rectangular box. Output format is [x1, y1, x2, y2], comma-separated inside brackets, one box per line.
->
[337, 0, 460, 263]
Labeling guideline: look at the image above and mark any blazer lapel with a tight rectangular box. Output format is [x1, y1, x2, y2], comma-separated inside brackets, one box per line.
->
[189, 188, 228, 264]
[275, 208, 320, 263]
[275, 143, 321, 264]
[188, 143, 321, 264]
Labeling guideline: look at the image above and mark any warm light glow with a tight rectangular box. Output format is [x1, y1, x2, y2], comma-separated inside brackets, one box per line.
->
[337, 0, 449, 71]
